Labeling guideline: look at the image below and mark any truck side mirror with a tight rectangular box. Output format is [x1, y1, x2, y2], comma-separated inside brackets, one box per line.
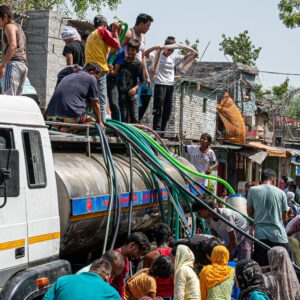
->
[0, 149, 20, 207]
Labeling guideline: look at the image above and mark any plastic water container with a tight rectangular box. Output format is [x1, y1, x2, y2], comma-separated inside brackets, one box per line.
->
[227, 194, 248, 215]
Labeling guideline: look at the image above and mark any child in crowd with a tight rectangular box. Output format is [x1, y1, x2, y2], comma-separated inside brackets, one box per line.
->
[200, 245, 235, 300]
[218, 189, 228, 208]
[172, 245, 200, 300]
[143, 223, 173, 267]
[107, 45, 125, 121]
[118, 39, 144, 123]
[124, 256, 173, 300]
[186, 133, 218, 185]
[236, 259, 272, 300]
[143, 224, 174, 299]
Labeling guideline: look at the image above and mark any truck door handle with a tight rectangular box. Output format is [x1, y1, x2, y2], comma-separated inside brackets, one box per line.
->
[15, 247, 25, 259]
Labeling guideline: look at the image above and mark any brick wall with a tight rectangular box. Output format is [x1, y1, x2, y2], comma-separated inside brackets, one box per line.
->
[141, 82, 217, 140]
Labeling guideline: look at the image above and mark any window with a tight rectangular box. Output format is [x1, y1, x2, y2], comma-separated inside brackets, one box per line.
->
[0, 128, 14, 149]
[22, 131, 47, 188]
[203, 98, 208, 113]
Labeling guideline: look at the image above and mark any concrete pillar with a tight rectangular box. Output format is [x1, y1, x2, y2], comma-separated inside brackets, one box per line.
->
[23, 10, 67, 108]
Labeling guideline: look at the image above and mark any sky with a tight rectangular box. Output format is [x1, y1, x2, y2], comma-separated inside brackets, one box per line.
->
[86, 0, 300, 89]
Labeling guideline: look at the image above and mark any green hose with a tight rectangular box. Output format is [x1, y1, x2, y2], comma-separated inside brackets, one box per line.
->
[133, 126, 235, 194]
[107, 120, 193, 238]
[129, 125, 255, 223]
[108, 22, 128, 65]
[106, 121, 254, 224]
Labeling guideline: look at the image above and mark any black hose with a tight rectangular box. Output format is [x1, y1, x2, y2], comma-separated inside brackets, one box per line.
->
[96, 125, 121, 250]
[127, 144, 134, 238]
[105, 123, 275, 251]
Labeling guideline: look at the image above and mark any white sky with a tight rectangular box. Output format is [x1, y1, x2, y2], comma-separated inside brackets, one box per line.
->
[86, 0, 300, 89]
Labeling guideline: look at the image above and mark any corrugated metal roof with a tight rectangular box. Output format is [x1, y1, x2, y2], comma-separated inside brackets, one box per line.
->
[239, 149, 268, 165]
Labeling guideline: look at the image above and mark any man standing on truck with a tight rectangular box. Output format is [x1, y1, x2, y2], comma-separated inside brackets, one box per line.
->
[122, 14, 154, 88]
[85, 15, 120, 123]
[0, 4, 28, 95]
[45, 62, 103, 129]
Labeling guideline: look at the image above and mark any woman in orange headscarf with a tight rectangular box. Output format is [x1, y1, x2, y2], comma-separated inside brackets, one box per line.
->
[200, 245, 234, 300]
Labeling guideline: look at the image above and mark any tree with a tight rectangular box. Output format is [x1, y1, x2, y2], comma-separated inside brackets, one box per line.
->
[3, 0, 122, 18]
[254, 79, 300, 143]
[219, 30, 261, 67]
[278, 0, 300, 28]
[179, 38, 199, 56]
[286, 95, 300, 119]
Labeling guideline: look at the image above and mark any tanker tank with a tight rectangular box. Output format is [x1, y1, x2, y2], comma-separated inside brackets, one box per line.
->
[53, 152, 196, 256]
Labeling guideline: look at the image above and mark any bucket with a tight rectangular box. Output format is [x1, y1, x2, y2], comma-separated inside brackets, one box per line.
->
[227, 194, 248, 215]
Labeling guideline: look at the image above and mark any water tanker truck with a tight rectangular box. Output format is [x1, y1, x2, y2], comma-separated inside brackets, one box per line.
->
[0, 96, 197, 299]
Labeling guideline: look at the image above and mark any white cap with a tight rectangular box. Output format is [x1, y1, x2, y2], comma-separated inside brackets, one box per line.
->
[61, 26, 81, 41]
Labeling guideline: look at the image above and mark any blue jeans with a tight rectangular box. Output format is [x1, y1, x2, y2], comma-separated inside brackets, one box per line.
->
[97, 74, 107, 123]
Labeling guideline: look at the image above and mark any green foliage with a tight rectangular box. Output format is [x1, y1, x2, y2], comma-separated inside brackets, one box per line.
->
[254, 84, 271, 102]
[219, 30, 261, 66]
[278, 0, 300, 28]
[286, 95, 300, 119]
[271, 78, 290, 99]
[8, 0, 122, 18]
[255, 79, 300, 120]
[179, 38, 199, 56]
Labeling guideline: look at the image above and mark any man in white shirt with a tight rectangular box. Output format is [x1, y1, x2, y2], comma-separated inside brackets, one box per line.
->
[145, 36, 197, 132]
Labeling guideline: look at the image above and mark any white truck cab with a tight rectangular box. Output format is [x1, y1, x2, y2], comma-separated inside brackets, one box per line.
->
[0, 96, 70, 300]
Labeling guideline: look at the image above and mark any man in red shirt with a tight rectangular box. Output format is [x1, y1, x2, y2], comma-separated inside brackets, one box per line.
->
[111, 232, 150, 299]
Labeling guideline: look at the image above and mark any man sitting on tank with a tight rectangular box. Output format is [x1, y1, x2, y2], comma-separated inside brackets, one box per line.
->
[45, 62, 103, 132]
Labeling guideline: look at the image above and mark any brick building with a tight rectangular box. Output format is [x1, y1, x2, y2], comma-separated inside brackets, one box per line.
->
[141, 61, 258, 141]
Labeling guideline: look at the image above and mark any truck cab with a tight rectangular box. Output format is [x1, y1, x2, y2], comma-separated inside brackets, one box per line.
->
[0, 96, 70, 300]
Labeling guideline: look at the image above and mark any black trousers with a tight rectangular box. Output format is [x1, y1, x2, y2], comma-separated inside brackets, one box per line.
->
[253, 239, 291, 266]
[153, 84, 174, 131]
[119, 91, 138, 124]
[107, 78, 120, 121]
[139, 94, 151, 122]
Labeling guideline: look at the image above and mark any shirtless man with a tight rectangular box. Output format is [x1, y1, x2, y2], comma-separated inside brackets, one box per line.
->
[0, 4, 28, 95]
[122, 13, 153, 86]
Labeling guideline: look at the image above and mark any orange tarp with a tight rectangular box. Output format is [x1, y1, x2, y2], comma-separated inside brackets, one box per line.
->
[217, 93, 246, 144]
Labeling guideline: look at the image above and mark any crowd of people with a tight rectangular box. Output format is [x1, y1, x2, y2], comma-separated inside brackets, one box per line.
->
[43, 221, 300, 300]
[0, 4, 197, 132]
[40, 155, 300, 300]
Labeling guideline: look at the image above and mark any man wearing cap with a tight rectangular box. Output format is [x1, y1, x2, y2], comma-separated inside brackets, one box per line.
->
[61, 26, 85, 67]
[85, 15, 120, 123]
